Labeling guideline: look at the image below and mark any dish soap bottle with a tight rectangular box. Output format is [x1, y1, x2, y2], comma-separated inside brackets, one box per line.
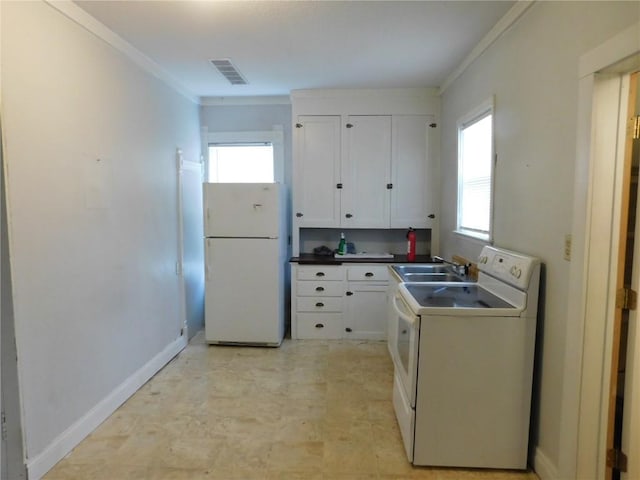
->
[338, 232, 346, 255]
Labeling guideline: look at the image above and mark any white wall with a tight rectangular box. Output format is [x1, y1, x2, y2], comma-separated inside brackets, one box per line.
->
[1, 1, 201, 476]
[438, 1, 640, 477]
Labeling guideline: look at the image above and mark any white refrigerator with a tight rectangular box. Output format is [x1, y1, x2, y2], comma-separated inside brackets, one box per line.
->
[203, 182, 286, 346]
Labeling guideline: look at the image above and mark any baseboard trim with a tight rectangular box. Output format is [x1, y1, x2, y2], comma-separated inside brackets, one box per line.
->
[26, 336, 187, 480]
[533, 446, 559, 480]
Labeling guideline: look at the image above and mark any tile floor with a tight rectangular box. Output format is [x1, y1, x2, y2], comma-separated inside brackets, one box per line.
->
[44, 333, 540, 480]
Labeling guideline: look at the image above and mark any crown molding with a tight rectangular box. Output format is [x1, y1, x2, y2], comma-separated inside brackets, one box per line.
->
[45, 0, 199, 105]
[199, 96, 291, 107]
[439, 1, 535, 95]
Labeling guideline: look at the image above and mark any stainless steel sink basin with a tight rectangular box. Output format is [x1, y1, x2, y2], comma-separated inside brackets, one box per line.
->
[390, 264, 464, 282]
[391, 264, 457, 275]
[402, 272, 464, 282]
[391, 263, 467, 282]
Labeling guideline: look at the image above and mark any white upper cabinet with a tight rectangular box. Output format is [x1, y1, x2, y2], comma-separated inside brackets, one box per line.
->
[294, 114, 433, 229]
[293, 115, 341, 227]
[290, 89, 439, 243]
[342, 115, 392, 228]
[390, 115, 436, 228]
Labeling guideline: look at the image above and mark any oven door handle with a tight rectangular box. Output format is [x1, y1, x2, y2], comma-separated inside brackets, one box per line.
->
[392, 293, 418, 327]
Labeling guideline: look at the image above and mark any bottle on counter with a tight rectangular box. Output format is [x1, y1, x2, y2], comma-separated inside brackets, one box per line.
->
[407, 227, 416, 262]
[338, 232, 346, 255]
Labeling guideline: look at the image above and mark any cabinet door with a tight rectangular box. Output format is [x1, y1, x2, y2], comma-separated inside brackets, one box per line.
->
[293, 116, 341, 227]
[342, 115, 391, 228]
[344, 283, 388, 340]
[390, 115, 436, 228]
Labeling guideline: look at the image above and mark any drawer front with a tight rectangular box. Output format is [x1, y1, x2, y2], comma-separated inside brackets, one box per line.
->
[297, 266, 344, 281]
[297, 281, 344, 297]
[296, 314, 343, 339]
[297, 297, 343, 313]
[347, 265, 389, 282]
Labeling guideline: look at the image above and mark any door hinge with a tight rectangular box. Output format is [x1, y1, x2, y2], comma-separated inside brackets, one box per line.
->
[616, 287, 637, 310]
[632, 115, 640, 140]
[606, 448, 628, 472]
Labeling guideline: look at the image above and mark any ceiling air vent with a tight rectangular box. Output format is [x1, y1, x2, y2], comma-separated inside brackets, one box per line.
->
[210, 58, 247, 85]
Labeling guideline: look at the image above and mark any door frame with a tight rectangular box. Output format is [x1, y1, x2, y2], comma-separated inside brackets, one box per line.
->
[560, 22, 640, 480]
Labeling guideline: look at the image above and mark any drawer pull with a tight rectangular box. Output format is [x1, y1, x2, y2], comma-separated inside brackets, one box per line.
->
[365, 272, 374, 277]
[345, 327, 352, 333]
[315, 272, 325, 277]
[315, 286, 325, 292]
[346, 291, 353, 296]
[315, 323, 324, 329]
[315, 302, 324, 307]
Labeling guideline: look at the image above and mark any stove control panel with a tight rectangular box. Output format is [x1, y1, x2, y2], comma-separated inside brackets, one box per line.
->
[477, 246, 540, 290]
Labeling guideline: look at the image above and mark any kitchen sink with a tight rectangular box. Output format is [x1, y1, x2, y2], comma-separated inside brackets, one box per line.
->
[401, 272, 464, 282]
[392, 264, 455, 275]
[390, 264, 465, 282]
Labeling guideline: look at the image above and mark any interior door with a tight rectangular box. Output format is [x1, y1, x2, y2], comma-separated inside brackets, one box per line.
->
[621, 72, 640, 480]
[607, 71, 639, 480]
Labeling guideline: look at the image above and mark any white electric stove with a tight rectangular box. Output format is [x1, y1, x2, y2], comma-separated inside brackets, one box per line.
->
[390, 246, 541, 469]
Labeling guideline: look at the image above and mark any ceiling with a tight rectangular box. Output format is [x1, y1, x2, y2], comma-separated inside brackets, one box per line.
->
[74, 1, 516, 100]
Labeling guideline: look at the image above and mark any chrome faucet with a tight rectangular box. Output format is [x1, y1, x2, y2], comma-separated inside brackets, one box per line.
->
[433, 256, 468, 276]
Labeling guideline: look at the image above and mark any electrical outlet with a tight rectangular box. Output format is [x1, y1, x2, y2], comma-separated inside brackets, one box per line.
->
[564, 234, 572, 261]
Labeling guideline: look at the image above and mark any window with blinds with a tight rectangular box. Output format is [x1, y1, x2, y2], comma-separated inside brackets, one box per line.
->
[456, 99, 494, 241]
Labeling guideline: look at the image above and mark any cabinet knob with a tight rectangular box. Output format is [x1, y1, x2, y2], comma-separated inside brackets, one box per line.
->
[336, 183, 343, 189]
[296, 212, 304, 217]
[346, 123, 353, 128]
[315, 323, 324, 329]
[315, 302, 324, 307]
[315, 286, 325, 292]
[315, 272, 325, 277]
[386, 183, 393, 189]
[346, 291, 353, 296]
[428, 214, 435, 219]
[345, 213, 353, 218]
[296, 123, 303, 128]
[365, 272, 374, 277]
[345, 327, 352, 333]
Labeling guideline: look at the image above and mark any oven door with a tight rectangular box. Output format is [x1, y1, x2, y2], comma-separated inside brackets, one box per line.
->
[390, 291, 420, 407]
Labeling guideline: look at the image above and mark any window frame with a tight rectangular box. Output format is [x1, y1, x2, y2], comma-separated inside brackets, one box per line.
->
[205, 129, 284, 184]
[455, 97, 495, 243]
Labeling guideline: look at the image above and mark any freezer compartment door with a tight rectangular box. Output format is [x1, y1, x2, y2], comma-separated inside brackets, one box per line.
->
[205, 238, 284, 345]
[203, 182, 282, 238]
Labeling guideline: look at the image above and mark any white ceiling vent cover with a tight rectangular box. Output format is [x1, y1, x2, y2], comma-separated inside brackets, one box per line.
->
[210, 59, 248, 85]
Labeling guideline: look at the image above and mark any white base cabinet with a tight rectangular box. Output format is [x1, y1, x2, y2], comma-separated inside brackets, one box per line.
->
[291, 263, 389, 340]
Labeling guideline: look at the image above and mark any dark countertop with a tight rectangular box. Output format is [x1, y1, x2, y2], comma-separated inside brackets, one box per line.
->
[290, 254, 439, 265]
